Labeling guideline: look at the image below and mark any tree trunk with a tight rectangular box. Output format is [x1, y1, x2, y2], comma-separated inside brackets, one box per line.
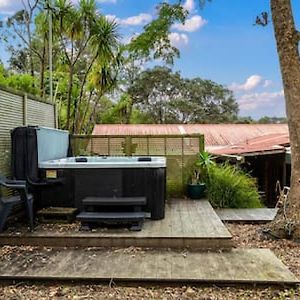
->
[66, 65, 74, 132]
[269, 0, 300, 239]
[73, 56, 97, 134]
[78, 90, 93, 134]
[25, 17, 35, 80]
[39, 36, 46, 98]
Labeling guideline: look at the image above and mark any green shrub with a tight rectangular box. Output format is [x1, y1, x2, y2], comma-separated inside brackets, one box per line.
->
[206, 163, 263, 208]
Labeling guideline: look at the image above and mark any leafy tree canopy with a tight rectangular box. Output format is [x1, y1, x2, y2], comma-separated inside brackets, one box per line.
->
[127, 66, 238, 124]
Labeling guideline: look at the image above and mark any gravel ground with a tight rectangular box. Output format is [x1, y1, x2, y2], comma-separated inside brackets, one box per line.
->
[0, 223, 299, 300]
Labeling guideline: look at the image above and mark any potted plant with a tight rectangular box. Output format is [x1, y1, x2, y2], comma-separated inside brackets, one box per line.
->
[186, 151, 214, 199]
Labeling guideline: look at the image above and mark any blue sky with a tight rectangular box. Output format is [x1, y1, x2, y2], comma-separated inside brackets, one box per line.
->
[1, 0, 300, 119]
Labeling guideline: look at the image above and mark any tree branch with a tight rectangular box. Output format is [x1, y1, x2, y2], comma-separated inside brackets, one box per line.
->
[11, 22, 42, 60]
[74, 54, 97, 130]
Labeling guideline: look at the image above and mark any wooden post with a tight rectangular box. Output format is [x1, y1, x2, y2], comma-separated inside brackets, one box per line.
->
[23, 94, 28, 126]
[108, 137, 111, 156]
[54, 103, 58, 128]
[147, 137, 150, 156]
[91, 137, 94, 155]
[123, 136, 133, 156]
[199, 135, 205, 152]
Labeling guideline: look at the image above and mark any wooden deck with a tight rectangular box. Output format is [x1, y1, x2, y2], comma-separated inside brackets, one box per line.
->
[0, 199, 232, 249]
[216, 208, 279, 223]
[0, 247, 297, 285]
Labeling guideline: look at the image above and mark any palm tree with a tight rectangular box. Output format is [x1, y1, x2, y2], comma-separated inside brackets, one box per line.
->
[74, 15, 120, 133]
[52, 0, 120, 133]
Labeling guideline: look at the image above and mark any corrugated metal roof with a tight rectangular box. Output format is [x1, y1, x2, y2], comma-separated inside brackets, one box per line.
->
[92, 124, 289, 147]
[210, 133, 290, 155]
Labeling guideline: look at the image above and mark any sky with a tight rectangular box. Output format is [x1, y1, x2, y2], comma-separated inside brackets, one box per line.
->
[0, 0, 300, 119]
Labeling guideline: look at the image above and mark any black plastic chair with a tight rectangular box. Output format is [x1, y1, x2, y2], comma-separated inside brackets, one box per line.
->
[0, 175, 34, 232]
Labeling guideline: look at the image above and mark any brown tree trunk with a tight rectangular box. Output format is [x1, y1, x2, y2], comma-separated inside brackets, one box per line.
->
[66, 65, 74, 132]
[39, 36, 46, 98]
[78, 90, 94, 134]
[269, 0, 300, 239]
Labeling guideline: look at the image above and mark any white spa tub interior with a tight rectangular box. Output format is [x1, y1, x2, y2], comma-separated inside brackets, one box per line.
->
[39, 156, 167, 169]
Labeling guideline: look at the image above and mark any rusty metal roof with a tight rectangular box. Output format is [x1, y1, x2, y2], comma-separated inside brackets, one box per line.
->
[210, 133, 290, 155]
[92, 124, 289, 147]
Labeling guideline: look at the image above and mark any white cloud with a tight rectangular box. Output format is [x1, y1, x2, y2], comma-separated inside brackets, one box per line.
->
[238, 90, 284, 111]
[172, 15, 207, 32]
[168, 32, 189, 47]
[106, 13, 152, 26]
[121, 13, 152, 26]
[229, 75, 264, 92]
[263, 79, 273, 88]
[0, 0, 22, 15]
[183, 0, 195, 12]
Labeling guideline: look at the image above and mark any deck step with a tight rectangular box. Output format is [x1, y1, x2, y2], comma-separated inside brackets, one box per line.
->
[0, 200, 233, 249]
[77, 211, 146, 222]
[216, 208, 279, 223]
[37, 207, 78, 224]
[82, 197, 146, 206]
[0, 248, 298, 285]
[77, 211, 146, 231]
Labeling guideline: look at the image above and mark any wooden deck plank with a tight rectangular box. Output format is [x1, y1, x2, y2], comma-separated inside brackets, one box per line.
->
[216, 208, 279, 223]
[0, 248, 297, 285]
[0, 199, 232, 249]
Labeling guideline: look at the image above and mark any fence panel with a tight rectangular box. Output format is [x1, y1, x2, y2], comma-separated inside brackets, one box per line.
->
[72, 134, 205, 197]
[0, 86, 56, 180]
[27, 98, 56, 127]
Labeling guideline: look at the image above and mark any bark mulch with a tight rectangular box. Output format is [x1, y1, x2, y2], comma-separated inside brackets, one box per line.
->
[0, 223, 299, 300]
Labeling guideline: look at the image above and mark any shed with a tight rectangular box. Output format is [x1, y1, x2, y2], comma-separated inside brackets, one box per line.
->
[210, 133, 290, 207]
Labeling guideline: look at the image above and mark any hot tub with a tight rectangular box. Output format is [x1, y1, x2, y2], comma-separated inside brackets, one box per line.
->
[39, 156, 166, 169]
[11, 126, 166, 221]
[39, 156, 166, 220]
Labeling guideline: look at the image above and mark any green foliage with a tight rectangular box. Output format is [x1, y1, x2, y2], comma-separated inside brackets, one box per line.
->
[0, 64, 37, 95]
[193, 151, 215, 183]
[52, 0, 121, 132]
[0, 0, 122, 133]
[128, 66, 239, 124]
[4, 74, 38, 95]
[258, 116, 288, 124]
[235, 116, 254, 124]
[128, 3, 187, 64]
[205, 163, 263, 208]
[0, 0, 218, 134]
[0, 63, 6, 81]
[130, 109, 152, 124]
[98, 94, 151, 124]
